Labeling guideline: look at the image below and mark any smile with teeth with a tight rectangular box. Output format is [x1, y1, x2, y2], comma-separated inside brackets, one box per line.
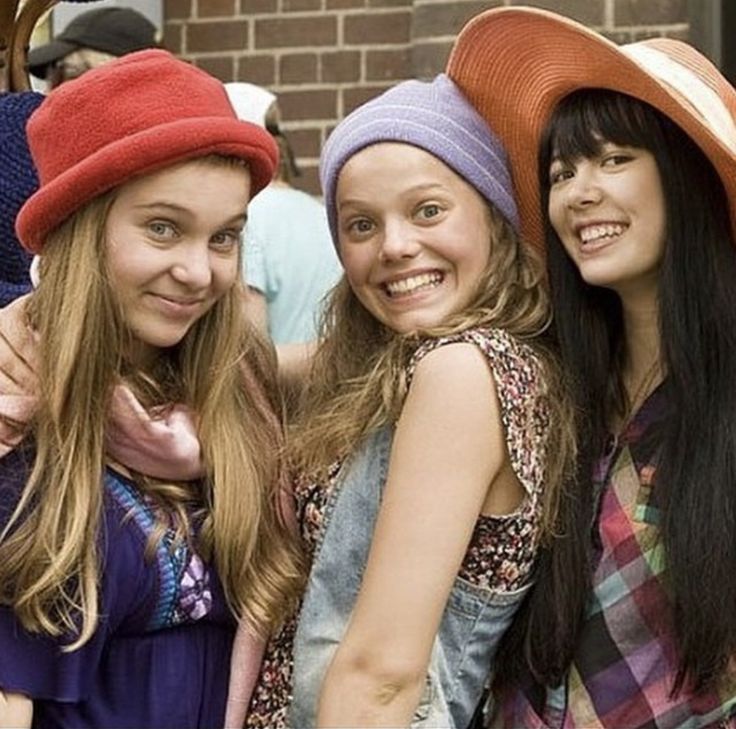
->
[383, 272, 443, 298]
[579, 223, 628, 245]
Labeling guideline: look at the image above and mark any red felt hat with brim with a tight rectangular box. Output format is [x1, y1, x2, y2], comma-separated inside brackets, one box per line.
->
[447, 6, 736, 252]
[16, 49, 278, 253]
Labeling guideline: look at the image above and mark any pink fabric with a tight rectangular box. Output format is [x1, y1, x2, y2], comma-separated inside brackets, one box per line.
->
[0, 295, 203, 480]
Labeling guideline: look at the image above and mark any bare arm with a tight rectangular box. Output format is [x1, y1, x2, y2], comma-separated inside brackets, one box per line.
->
[241, 286, 315, 398]
[316, 343, 512, 728]
[243, 286, 269, 335]
[0, 690, 32, 728]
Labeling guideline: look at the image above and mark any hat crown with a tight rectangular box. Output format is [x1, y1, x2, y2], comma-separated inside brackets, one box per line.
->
[225, 82, 278, 129]
[59, 7, 157, 52]
[319, 73, 518, 247]
[623, 38, 736, 154]
[28, 49, 235, 185]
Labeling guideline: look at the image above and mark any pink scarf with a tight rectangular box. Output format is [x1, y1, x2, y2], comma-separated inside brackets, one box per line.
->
[0, 295, 202, 479]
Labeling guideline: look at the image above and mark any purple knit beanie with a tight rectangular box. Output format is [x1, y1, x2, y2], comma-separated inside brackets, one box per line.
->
[319, 73, 519, 247]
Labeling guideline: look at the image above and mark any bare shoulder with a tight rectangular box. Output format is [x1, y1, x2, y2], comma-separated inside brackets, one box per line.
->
[402, 341, 499, 431]
[409, 341, 496, 396]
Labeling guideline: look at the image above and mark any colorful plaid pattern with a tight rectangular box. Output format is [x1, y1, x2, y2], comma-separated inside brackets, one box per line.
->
[494, 386, 736, 728]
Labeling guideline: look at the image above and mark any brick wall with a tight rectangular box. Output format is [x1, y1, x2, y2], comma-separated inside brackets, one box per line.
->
[164, 0, 689, 194]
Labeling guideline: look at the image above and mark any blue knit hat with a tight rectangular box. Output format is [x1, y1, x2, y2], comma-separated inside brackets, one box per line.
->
[0, 91, 43, 307]
[319, 73, 519, 247]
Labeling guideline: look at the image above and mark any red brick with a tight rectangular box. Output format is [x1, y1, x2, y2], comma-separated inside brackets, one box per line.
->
[412, 2, 502, 39]
[283, 0, 322, 10]
[366, 48, 410, 81]
[410, 41, 453, 79]
[344, 11, 410, 44]
[327, 0, 366, 8]
[368, 0, 411, 7]
[615, 0, 687, 25]
[163, 23, 184, 54]
[321, 50, 361, 83]
[511, 0, 604, 26]
[281, 53, 319, 83]
[342, 84, 388, 115]
[236, 55, 276, 85]
[194, 55, 235, 81]
[197, 0, 237, 17]
[187, 20, 249, 52]
[241, 0, 277, 12]
[256, 17, 337, 48]
[165, 0, 192, 21]
[280, 89, 337, 121]
[295, 164, 321, 197]
[288, 128, 323, 157]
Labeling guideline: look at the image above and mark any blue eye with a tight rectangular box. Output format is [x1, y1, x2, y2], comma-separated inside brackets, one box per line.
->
[210, 230, 241, 250]
[418, 203, 441, 220]
[148, 220, 177, 238]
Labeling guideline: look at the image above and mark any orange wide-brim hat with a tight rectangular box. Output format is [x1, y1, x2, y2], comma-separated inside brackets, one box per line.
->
[447, 6, 736, 252]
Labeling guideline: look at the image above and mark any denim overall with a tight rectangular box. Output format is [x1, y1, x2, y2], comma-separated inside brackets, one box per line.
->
[290, 425, 532, 728]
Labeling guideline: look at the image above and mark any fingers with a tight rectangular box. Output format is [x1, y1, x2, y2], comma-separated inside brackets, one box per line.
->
[0, 296, 38, 393]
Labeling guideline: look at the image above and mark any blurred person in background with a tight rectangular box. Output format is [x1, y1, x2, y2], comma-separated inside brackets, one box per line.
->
[226, 82, 341, 354]
[28, 5, 159, 89]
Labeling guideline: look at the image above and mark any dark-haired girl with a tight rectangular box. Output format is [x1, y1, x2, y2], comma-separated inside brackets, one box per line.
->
[448, 6, 736, 727]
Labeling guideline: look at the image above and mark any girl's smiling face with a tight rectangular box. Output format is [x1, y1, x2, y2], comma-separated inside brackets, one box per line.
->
[548, 141, 666, 301]
[336, 142, 492, 334]
[105, 158, 250, 365]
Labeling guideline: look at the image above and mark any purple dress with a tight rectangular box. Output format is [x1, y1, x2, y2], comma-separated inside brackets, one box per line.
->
[0, 446, 236, 729]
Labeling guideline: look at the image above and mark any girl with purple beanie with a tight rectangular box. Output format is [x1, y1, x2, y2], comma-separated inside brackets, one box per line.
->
[242, 74, 576, 728]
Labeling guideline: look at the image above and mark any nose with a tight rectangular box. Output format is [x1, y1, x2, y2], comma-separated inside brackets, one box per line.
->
[170, 241, 213, 289]
[379, 218, 420, 262]
[564, 164, 603, 209]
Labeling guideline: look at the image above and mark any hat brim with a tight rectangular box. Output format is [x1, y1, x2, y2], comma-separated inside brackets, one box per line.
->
[447, 7, 736, 251]
[28, 39, 79, 78]
[16, 116, 277, 253]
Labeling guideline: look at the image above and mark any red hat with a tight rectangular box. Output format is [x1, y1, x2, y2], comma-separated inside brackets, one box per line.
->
[16, 49, 278, 253]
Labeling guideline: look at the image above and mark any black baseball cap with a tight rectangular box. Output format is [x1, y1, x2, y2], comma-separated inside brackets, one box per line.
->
[28, 6, 159, 80]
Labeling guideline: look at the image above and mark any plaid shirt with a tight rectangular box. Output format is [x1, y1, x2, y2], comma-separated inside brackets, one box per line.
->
[494, 386, 736, 728]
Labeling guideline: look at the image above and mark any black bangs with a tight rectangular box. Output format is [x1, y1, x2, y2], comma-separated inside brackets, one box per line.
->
[540, 89, 668, 171]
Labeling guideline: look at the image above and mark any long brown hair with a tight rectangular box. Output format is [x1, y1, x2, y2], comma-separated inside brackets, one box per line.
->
[0, 157, 302, 649]
[290, 207, 575, 538]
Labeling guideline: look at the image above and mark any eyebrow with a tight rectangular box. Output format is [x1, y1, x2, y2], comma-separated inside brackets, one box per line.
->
[133, 202, 247, 226]
[338, 182, 449, 209]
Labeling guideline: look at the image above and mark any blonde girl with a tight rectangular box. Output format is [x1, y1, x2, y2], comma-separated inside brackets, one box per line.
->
[244, 74, 575, 729]
[0, 50, 300, 728]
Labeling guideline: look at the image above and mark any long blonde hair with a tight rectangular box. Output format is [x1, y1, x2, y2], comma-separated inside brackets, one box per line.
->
[290, 208, 576, 537]
[0, 158, 302, 649]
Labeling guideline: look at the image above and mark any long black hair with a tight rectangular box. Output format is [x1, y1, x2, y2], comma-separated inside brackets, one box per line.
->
[495, 89, 736, 696]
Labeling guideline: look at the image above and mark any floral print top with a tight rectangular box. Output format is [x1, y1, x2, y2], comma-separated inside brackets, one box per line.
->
[247, 327, 551, 728]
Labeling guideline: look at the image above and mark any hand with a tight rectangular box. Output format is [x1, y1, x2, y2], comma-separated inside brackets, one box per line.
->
[0, 295, 38, 455]
[106, 386, 204, 481]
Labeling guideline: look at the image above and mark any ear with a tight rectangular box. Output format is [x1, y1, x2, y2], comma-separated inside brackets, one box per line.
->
[5, 0, 58, 92]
